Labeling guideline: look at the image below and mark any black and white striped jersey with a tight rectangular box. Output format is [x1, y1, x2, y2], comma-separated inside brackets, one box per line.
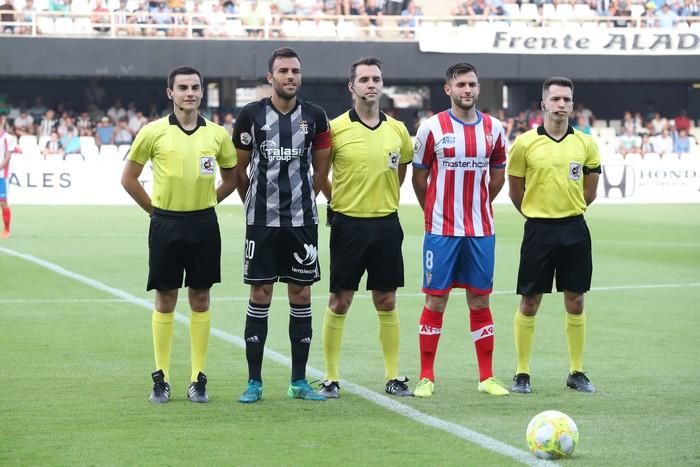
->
[233, 97, 330, 227]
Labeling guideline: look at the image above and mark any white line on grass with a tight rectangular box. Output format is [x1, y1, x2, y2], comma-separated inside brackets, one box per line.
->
[3, 282, 699, 304]
[0, 245, 553, 466]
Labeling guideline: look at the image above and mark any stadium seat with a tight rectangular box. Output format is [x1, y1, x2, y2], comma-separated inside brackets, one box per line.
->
[593, 120, 608, 129]
[554, 3, 572, 17]
[37, 16, 55, 34]
[661, 152, 679, 161]
[608, 119, 622, 133]
[642, 152, 661, 162]
[226, 19, 245, 37]
[281, 19, 300, 37]
[573, 4, 594, 17]
[99, 144, 120, 161]
[625, 152, 643, 163]
[598, 127, 616, 141]
[19, 135, 38, 151]
[117, 144, 131, 160]
[73, 18, 93, 35]
[38, 135, 51, 149]
[629, 4, 644, 17]
[503, 3, 520, 17]
[71, 0, 91, 14]
[54, 17, 75, 35]
[317, 20, 337, 37]
[519, 3, 539, 19]
[337, 19, 358, 38]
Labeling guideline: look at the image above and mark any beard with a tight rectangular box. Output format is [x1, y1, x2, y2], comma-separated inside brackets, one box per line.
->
[274, 82, 298, 100]
[452, 96, 476, 113]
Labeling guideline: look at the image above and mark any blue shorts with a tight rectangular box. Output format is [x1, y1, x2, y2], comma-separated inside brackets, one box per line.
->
[0, 178, 7, 200]
[422, 233, 495, 296]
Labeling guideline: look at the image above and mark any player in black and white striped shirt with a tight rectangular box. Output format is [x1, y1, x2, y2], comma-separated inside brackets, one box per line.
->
[233, 47, 331, 403]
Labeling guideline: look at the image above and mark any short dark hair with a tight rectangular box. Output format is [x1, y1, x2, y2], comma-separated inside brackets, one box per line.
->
[445, 62, 478, 83]
[268, 47, 300, 73]
[542, 76, 574, 96]
[167, 66, 202, 89]
[349, 57, 382, 83]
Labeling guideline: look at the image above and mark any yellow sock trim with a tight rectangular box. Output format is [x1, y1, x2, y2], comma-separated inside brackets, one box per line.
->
[513, 309, 535, 375]
[190, 310, 211, 382]
[152, 311, 174, 382]
[377, 310, 400, 381]
[565, 312, 586, 373]
[322, 308, 346, 381]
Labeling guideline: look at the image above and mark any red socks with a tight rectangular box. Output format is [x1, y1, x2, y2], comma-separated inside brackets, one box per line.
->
[1, 205, 10, 232]
[418, 307, 443, 381]
[470, 307, 494, 382]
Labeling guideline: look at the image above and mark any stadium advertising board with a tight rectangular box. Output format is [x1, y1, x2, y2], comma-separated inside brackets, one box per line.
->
[7, 158, 700, 205]
[419, 27, 700, 55]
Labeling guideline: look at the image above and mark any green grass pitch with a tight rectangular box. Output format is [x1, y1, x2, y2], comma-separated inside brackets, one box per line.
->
[1, 204, 698, 466]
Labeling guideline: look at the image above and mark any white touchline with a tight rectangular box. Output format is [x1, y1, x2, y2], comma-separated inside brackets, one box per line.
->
[1, 246, 609, 467]
[2, 282, 699, 304]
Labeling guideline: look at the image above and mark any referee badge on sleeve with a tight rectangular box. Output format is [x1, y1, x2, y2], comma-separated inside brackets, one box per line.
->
[200, 156, 215, 175]
[388, 151, 400, 169]
[569, 162, 582, 181]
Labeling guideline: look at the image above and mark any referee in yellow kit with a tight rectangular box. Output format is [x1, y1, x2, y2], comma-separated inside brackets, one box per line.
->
[121, 66, 237, 404]
[318, 57, 414, 399]
[507, 76, 600, 395]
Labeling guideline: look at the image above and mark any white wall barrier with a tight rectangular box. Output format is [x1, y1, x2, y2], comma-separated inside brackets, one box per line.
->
[6, 158, 700, 205]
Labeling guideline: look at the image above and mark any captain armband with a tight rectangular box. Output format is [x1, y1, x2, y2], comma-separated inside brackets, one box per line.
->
[583, 165, 601, 175]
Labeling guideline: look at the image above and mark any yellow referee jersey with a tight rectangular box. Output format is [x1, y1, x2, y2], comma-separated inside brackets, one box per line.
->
[128, 114, 237, 212]
[507, 125, 600, 219]
[330, 109, 413, 217]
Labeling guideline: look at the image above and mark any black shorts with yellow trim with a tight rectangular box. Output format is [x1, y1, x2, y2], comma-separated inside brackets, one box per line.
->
[329, 212, 404, 293]
[147, 207, 221, 291]
[516, 215, 592, 296]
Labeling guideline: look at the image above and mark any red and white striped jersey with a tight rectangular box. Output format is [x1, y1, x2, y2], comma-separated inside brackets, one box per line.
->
[413, 110, 506, 237]
[0, 132, 16, 179]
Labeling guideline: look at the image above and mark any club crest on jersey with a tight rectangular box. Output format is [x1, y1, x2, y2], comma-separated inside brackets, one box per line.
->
[299, 120, 308, 134]
[240, 132, 252, 145]
[413, 137, 423, 153]
[485, 134, 494, 153]
[425, 271, 432, 286]
[437, 134, 456, 149]
[200, 156, 215, 175]
[388, 151, 400, 169]
[569, 162, 583, 181]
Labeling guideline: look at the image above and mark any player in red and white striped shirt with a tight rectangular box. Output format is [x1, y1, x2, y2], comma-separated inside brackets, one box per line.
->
[0, 125, 17, 238]
[412, 62, 508, 397]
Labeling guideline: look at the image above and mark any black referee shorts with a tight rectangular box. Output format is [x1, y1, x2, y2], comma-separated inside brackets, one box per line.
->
[329, 212, 404, 293]
[147, 207, 221, 291]
[516, 215, 592, 296]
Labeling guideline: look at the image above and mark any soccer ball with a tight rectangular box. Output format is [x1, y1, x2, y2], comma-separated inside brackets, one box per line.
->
[526, 410, 579, 459]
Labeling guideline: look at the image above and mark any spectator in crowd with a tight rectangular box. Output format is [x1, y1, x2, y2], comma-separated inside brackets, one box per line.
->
[222, 112, 235, 137]
[574, 115, 592, 135]
[673, 109, 691, 132]
[113, 117, 133, 145]
[611, 0, 633, 27]
[38, 109, 57, 137]
[187, 0, 206, 37]
[56, 113, 75, 137]
[363, 0, 384, 36]
[128, 109, 148, 135]
[242, 1, 264, 38]
[650, 112, 668, 134]
[13, 109, 34, 136]
[60, 126, 82, 158]
[94, 116, 114, 147]
[92, 0, 111, 32]
[42, 131, 64, 159]
[640, 133, 655, 155]
[656, 1, 679, 26]
[673, 128, 693, 155]
[618, 126, 641, 156]
[653, 127, 674, 155]
[511, 110, 529, 140]
[641, 1, 658, 26]
[204, 2, 228, 37]
[133, 0, 155, 35]
[151, 1, 173, 35]
[679, 0, 700, 17]
[384, 0, 403, 15]
[113, 0, 133, 35]
[107, 99, 127, 122]
[0, 0, 17, 34]
[18, 0, 37, 34]
[76, 111, 94, 136]
[574, 101, 595, 127]
[28, 97, 47, 122]
[400, 0, 421, 38]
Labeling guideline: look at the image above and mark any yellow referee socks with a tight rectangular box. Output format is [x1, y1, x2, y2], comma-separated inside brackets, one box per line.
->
[152, 310, 174, 382]
[189, 310, 211, 382]
[565, 312, 586, 374]
[377, 310, 400, 381]
[322, 307, 347, 382]
[513, 309, 535, 375]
